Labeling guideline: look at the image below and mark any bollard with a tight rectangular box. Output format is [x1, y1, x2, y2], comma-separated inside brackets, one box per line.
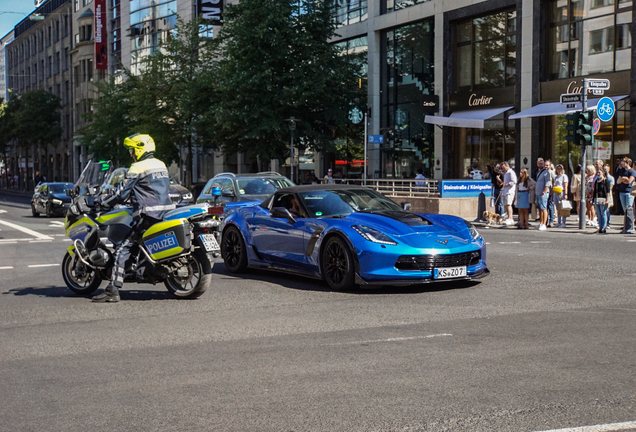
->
[475, 191, 487, 222]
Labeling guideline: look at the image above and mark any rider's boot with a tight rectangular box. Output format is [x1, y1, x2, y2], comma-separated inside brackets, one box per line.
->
[91, 283, 120, 303]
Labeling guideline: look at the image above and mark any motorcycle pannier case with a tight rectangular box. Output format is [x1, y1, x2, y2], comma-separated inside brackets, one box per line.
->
[142, 219, 191, 261]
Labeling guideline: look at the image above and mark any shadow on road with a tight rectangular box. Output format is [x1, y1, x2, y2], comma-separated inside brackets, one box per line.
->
[2, 285, 75, 298]
[211, 261, 481, 295]
[2, 285, 180, 301]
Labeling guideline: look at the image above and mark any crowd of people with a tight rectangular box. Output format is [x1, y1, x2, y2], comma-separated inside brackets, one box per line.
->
[488, 157, 636, 234]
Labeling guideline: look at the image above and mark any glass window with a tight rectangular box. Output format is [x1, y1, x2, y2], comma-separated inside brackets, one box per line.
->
[335, 0, 367, 27]
[384, 0, 430, 14]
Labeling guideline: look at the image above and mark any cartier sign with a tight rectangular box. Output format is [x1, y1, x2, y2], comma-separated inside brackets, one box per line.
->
[468, 94, 493, 106]
[450, 87, 515, 111]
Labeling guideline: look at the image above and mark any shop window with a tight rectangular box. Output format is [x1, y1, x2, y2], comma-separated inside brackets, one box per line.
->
[453, 10, 517, 91]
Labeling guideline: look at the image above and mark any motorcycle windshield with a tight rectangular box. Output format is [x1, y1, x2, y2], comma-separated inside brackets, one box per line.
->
[75, 160, 113, 196]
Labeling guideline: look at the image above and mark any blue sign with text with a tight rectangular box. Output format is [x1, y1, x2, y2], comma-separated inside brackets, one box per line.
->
[368, 135, 384, 144]
[439, 180, 492, 198]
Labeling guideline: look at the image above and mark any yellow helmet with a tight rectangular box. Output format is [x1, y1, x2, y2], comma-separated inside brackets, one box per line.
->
[123, 133, 155, 160]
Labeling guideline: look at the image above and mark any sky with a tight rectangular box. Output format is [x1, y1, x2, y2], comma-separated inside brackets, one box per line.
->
[0, 0, 38, 40]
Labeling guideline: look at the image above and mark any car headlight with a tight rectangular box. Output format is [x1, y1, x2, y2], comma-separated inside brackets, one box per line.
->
[181, 193, 193, 200]
[52, 199, 63, 205]
[464, 221, 482, 241]
[352, 225, 398, 245]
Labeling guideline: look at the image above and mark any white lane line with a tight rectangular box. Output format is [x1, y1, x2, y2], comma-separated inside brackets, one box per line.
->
[531, 241, 551, 243]
[533, 420, 636, 432]
[0, 219, 53, 240]
[499, 241, 520, 244]
[0, 242, 17, 245]
[28, 264, 59, 268]
[0, 210, 6, 214]
[326, 333, 453, 347]
[49, 221, 65, 226]
[0, 266, 14, 270]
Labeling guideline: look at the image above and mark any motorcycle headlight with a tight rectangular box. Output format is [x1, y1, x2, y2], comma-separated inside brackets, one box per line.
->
[181, 193, 193, 200]
[52, 199, 63, 205]
[464, 221, 482, 241]
[352, 225, 398, 245]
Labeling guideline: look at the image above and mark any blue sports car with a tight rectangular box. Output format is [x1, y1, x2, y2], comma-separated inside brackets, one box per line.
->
[220, 185, 489, 290]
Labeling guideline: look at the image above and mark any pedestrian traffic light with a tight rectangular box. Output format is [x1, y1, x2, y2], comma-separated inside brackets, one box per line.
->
[565, 111, 593, 146]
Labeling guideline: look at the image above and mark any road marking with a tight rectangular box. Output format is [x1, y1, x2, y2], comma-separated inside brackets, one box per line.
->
[0, 209, 6, 214]
[499, 241, 520, 244]
[0, 266, 13, 270]
[533, 420, 636, 432]
[0, 242, 17, 245]
[531, 241, 551, 243]
[0, 219, 53, 240]
[28, 264, 59, 268]
[49, 221, 65, 226]
[326, 333, 453, 347]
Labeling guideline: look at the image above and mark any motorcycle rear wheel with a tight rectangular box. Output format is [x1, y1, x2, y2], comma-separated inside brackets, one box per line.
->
[164, 249, 212, 299]
[61, 252, 103, 295]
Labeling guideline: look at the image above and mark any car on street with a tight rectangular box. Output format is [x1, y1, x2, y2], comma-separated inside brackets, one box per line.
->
[101, 167, 195, 207]
[220, 184, 489, 291]
[31, 182, 74, 217]
[197, 172, 294, 207]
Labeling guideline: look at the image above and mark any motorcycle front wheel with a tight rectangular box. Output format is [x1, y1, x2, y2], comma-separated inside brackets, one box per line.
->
[61, 252, 103, 295]
[164, 249, 212, 299]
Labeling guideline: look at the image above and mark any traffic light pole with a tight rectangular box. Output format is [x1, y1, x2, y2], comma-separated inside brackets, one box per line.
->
[578, 79, 588, 230]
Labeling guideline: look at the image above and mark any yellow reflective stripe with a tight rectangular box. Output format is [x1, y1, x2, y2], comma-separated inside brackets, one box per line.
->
[143, 219, 185, 238]
[129, 158, 167, 175]
[67, 217, 95, 233]
[67, 245, 75, 257]
[96, 211, 129, 223]
[150, 246, 184, 260]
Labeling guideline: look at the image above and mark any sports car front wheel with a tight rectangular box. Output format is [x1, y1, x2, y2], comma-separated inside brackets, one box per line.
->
[222, 226, 248, 273]
[321, 236, 355, 291]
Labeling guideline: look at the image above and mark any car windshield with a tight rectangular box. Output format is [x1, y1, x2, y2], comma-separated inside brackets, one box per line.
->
[298, 189, 402, 218]
[49, 183, 72, 193]
[237, 177, 294, 196]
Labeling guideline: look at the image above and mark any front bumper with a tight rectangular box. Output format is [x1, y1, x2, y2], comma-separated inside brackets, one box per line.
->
[355, 267, 490, 286]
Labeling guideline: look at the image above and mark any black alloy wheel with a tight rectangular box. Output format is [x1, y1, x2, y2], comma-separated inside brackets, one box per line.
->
[321, 236, 355, 291]
[221, 226, 248, 273]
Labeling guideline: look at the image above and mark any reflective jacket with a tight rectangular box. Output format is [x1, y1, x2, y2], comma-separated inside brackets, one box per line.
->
[104, 155, 175, 219]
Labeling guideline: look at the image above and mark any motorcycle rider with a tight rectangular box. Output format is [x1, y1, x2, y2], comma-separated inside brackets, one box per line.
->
[92, 133, 175, 303]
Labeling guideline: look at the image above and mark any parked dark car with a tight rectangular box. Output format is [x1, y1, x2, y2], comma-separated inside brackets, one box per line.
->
[100, 168, 195, 207]
[31, 182, 74, 217]
[197, 172, 295, 207]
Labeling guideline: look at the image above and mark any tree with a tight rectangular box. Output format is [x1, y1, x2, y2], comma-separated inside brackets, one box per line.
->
[211, 0, 365, 165]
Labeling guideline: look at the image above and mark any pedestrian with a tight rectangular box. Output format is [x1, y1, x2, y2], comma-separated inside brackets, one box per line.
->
[615, 157, 636, 234]
[483, 165, 492, 180]
[470, 162, 483, 180]
[604, 164, 615, 228]
[500, 161, 517, 226]
[570, 165, 582, 220]
[415, 168, 427, 189]
[534, 158, 551, 231]
[553, 164, 569, 228]
[545, 160, 556, 227]
[585, 165, 598, 227]
[593, 167, 610, 234]
[491, 164, 504, 217]
[324, 168, 334, 184]
[516, 168, 530, 229]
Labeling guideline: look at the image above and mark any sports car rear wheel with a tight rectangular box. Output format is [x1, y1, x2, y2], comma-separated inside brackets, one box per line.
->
[222, 226, 248, 273]
[321, 236, 355, 291]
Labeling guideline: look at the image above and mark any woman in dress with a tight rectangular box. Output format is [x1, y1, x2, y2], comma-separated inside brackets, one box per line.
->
[593, 167, 610, 233]
[585, 165, 597, 227]
[516, 168, 530, 229]
[570, 165, 581, 220]
[553, 164, 569, 228]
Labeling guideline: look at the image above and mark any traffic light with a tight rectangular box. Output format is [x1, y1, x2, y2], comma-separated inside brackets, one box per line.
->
[565, 111, 593, 146]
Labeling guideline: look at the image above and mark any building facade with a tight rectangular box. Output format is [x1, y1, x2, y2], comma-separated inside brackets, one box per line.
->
[333, 0, 634, 180]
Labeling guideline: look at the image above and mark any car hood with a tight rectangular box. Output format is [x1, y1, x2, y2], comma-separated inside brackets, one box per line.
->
[171, 184, 190, 194]
[50, 193, 72, 203]
[345, 211, 473, 249]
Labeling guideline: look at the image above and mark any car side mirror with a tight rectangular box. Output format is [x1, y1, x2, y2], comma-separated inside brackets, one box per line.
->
[222, 191, 235, 198]
[270, 207, 296, 224]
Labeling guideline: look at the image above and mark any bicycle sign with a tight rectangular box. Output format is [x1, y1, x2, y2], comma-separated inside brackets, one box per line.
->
[596, 97, 615, 122]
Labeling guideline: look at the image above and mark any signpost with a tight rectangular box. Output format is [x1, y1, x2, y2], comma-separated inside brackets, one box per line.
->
[596, 96, 615, 122]
[560, 93, 582, 104]
[587, 79, 610, 91]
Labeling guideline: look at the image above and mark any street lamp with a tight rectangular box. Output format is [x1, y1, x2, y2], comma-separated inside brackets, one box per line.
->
[285, 117, 301, 184]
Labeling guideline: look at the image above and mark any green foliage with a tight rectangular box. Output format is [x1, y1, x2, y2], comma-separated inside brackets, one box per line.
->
[211, 0, 365, 161]
[2, 90, 62, 149]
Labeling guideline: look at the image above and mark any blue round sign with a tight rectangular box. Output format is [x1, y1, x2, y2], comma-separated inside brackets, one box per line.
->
[596, 97, 615, 122]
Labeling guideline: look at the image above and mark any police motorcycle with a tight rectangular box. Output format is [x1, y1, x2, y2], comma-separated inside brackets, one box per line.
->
[61, 161, 223, 299]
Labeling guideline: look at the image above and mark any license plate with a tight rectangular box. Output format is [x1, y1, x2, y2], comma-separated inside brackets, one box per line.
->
[433, 266, 466, 279]
[199, 234, 220, 252]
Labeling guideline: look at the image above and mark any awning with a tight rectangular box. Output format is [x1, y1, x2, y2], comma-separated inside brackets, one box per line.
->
[509, 95, 628, 119]
[425, 106, 514, 128]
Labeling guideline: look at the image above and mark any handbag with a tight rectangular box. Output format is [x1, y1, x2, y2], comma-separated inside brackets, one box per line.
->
[594, 197, 607, 205]
[630, 188, 636, 197]
[561, 199, 572, 210]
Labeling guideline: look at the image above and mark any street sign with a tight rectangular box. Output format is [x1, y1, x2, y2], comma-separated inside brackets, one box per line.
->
[566, 104, 576, 109]
[592, 89, 604, 95]
[349, 107, 363, 124]
[587, 78, 610, 90]
[368, 135, 384, 144]
[592, 118, 601, 135]
[560, 93, 581, 104]
[596, 97, 615, 122]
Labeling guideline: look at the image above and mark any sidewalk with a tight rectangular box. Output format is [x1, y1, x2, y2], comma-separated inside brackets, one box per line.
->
[0, 188, 33, 198]
[473, 214, 629, 234]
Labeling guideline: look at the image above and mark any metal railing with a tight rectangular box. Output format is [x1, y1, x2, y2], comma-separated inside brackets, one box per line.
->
[321, 178, 439, 197]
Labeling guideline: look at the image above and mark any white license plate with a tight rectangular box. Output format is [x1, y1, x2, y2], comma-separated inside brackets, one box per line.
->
[199, 234, 220, 252]
[433, 266, 466, 279]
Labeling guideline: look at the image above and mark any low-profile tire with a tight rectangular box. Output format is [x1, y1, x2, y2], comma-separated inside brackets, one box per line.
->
[221, 226, 248, 273]
[31, 204, 40, 217]
[321, 236, 356, 291]
[164, 249, 212, 299]
[61, 252, 102, 295]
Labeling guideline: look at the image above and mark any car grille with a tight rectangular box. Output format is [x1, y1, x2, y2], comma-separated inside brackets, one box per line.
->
[395, 251, 480, 271]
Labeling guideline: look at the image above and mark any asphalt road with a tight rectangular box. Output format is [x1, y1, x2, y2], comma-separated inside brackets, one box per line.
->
[0, 191, 635, 432]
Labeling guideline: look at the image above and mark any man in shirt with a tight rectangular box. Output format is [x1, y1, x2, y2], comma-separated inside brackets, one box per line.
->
[415, 168, 427, 188]
[615, 157, 636, 234]
[500, 161, 517, 226]
[534, 158, 551, 231]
